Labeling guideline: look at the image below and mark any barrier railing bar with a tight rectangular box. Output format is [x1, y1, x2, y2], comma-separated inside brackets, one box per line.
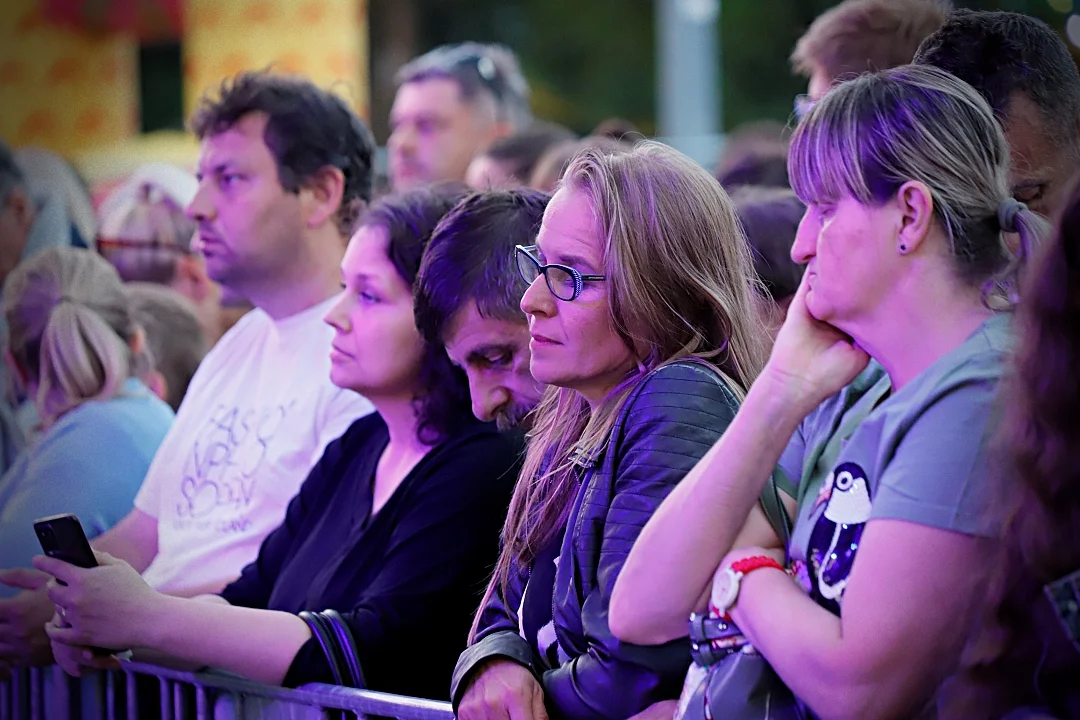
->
[195, 683, 209, 720]
[122, 661, 455, 719]
[1, 661, 457, 720]
[126, 669, 137, 720]
[28, 667, 40, 720]
[107, 665, 116, 720]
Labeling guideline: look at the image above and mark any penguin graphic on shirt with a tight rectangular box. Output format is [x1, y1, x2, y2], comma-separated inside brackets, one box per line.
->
[807, 461, 872, 615]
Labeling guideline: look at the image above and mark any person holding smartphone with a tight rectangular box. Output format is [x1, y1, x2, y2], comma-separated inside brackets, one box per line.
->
[35, 185, 522, 700]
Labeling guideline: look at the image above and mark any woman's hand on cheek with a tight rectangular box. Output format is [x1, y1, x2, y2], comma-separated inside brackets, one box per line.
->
[32, 551, 161, 652]
[763, 274, 870, 412]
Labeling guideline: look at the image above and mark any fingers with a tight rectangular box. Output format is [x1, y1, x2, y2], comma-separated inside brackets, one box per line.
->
[44, 578, 73, 609]
[31, 555, 81, 586]
[92, 551, 118, 567]
[530, 688, 550, 720]
[0, 568, 50, 591]
[44, 618, 84, 646]
[50, 640, 91, 677]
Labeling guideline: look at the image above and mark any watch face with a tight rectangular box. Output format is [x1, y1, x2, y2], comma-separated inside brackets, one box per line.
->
[709, 567, 740, 616]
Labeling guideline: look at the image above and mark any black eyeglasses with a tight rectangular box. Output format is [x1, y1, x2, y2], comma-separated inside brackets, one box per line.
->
[515, 244, 605, 302]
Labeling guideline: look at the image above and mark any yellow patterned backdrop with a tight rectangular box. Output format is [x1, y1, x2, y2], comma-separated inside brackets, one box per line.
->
[183, 0, 369, 121]
[0, 0, 369, 185]
[0, 0, 138, 156]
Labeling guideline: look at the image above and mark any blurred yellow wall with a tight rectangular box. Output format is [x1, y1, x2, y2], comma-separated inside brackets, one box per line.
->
[0, 0, 369, 187]
[0, 0, 139, 157]
[184, 0, 369, 121]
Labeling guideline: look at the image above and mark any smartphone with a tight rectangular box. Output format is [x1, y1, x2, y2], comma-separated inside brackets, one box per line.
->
[33, 513, 97, 581]
[32, 514, 128, 657]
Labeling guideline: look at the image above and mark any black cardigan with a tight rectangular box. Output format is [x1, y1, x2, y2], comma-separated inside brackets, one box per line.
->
[220, 413, 522, 699]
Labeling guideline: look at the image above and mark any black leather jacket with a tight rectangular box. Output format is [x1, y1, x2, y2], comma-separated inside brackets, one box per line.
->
[451, 360, 742, 720]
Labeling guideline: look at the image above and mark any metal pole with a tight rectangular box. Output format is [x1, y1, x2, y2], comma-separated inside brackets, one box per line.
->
[655, 0, 722, 166]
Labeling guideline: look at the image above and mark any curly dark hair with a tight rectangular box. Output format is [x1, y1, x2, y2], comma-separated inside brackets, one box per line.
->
[358, 183, 473, 445]
[189, 70, 376, 236]
[943, 178, 1080, 718]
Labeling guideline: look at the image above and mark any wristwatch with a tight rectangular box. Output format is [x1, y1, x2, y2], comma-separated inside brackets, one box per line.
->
[709, 555, 786, 619]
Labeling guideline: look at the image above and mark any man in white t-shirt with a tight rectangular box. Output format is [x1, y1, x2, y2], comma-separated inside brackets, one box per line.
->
[0, 70, 376, 671]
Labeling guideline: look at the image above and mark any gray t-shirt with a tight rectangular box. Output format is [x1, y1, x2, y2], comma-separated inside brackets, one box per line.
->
[778, 313, 1012, 615]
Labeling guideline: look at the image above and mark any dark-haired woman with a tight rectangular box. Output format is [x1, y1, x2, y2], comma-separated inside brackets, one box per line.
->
[37, 185, 522, 700]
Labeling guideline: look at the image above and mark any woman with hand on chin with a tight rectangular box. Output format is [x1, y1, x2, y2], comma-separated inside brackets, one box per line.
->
[610, 64, 1044, 719]
[35, 185, 522, 700]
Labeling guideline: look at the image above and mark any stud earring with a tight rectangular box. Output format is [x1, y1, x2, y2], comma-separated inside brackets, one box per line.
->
[899, 243, 908, 253]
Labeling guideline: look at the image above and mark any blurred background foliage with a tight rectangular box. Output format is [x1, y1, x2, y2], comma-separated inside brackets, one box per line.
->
[364, 0, 1076, 142]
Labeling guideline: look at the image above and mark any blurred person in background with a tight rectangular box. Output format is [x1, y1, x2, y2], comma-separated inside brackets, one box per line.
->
[528, 135, 627, 193]
[939, 178, 1080, 720]
[97, 162, 248, 344]
[730, 185, 806, 338]
[124, 282, 209, 412]
[915, 10, 1080, 220]
[790, 0, 948, 120]
[590, 117, 641, 143]
[0, 141, 98, 476]
[465, 122, 575, 190]
[389, 42, 532, 190]
[0, 248, 173, 597]
[415, 189, 550, 430]
[13, 147, 96, 251]
[0, 69, 376, 674]
[715, 120, 791, 190]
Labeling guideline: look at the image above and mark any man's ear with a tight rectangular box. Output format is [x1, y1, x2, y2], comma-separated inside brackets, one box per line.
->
[299, 166, 346, 229]
[894, 180, 935, 255]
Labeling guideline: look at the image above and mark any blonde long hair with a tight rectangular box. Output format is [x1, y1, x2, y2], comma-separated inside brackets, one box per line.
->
[3, 247, 140, 426]
[472, 141, 770, 638]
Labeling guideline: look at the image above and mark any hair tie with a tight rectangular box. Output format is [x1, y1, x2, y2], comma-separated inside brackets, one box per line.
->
[997, 198, 1026, 233]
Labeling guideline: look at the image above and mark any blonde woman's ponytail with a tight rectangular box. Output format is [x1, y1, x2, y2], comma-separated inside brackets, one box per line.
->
[2, 248, 137, 427]
[36, 300, 131, 424]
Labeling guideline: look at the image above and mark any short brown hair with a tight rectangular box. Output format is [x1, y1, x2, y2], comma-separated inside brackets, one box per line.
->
[189, 70, 375, 236]
[791, 0, 947, 83]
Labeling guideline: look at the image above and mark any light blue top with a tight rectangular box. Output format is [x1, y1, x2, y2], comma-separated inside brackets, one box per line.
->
[0, 378, 174, 596]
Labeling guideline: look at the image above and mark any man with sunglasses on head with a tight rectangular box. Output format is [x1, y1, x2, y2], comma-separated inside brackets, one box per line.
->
[389, 43, 532, 191]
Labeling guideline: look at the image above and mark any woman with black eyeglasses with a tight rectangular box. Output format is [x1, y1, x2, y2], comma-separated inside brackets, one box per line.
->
[452, 141, 775, 720]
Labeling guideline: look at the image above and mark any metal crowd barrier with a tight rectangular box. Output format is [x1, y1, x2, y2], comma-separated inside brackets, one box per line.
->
[0, 662, 455, 720]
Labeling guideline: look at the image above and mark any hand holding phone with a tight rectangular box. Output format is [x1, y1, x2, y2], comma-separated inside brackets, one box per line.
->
[33, 514, 98, 585]
[33, 514, 127, 657]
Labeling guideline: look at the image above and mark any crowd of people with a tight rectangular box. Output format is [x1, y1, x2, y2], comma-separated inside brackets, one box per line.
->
[0, 1, 1078, 718]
